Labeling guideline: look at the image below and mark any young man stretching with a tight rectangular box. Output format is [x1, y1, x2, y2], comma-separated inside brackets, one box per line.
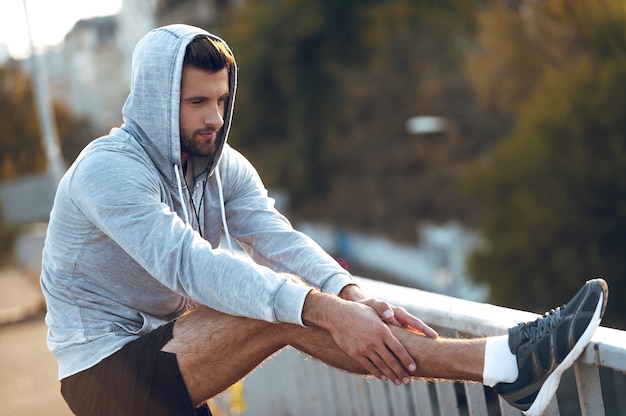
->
[41, 24, 608, 416]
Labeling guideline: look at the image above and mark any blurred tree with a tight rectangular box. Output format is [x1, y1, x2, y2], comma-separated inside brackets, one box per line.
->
[0, 62, 95, 179]
[465, 0, 626, 328]
[318, 0, 500, 240]
[465, 0, 544, 114]
[0, 63, 47, 180]
[223, 0, 376, 206]
[221, 0, 503, 241]
[54, 102, 96, 166]
[0, 62, 45, 263]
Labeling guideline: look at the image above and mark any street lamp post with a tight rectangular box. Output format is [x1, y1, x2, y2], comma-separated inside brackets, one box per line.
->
[21, 0, 65, 186]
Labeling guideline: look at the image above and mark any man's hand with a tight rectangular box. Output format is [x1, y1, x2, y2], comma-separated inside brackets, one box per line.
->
[303, 290, 419, 385]
[339, 284, 439, 338]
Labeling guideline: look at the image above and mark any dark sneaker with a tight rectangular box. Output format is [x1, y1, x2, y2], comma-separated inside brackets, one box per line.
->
[494, 278, 608, 416]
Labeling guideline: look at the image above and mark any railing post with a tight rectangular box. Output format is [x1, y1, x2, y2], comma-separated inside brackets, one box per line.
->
[435, 381, 460, 416]
[366, 379, 391, 415]
[499, 398, 522, 416]
[464, 383, 488, 416]
[574, 361, 605, 416]
[410, 380, 435, 416]
[387, 383, 412, 415]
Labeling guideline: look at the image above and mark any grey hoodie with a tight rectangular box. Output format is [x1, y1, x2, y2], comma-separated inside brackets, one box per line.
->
[40, 24, 353, 380]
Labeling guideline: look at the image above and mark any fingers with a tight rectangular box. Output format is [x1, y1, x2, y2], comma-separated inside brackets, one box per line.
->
[359, 324, 416, 385]
[361, 298, 397, 324]
[357, 303, 437, 383]
[360, 298, 439, 339]
[394, 307, 439, 339]
[335, 306, 414, 384]
[359, 352, 397, 384]
[354, 336, 414, 385]
[331, 298, 430, 385]
[380, 332, 417, 384]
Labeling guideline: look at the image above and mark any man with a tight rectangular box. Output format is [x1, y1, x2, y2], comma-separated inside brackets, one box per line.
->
[41, 24, 608, 416]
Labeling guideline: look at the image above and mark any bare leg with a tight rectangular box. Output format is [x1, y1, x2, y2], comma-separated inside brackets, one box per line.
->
[162, 306, 485, 407]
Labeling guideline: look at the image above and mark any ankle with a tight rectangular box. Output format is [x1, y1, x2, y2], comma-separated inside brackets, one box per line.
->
[483, 335, 518, 387]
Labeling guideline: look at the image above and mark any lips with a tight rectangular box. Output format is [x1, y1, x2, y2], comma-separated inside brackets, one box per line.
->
[196, 129, 217, 140]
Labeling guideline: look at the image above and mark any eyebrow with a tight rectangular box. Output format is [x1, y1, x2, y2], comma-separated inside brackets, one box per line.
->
[182, 92, 230, 102]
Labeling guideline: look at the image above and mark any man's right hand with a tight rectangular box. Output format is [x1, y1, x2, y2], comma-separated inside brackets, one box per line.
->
[302, 290, 417, 385]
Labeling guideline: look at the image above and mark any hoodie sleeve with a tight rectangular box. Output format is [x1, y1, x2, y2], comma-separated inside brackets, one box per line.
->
[68, 146, 313, 326]
[216, 146, 355, 296]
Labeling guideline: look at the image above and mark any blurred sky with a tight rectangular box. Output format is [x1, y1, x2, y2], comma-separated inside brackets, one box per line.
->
[0, 0, 122, 59]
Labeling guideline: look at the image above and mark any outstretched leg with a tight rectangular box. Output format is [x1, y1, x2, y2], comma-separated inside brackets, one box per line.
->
[163, 277, 608, 416]
[162, 305, 485, 407]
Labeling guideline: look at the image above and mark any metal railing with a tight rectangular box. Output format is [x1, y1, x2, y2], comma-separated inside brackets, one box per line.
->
[211, 276, 626, 416]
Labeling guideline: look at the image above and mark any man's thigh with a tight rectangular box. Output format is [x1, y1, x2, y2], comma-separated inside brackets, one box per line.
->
[162, 306, 291, 405]
[60, 322, 211, 416]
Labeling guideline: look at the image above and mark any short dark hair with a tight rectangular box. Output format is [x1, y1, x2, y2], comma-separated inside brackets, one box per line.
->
[183, 35, 234, 72]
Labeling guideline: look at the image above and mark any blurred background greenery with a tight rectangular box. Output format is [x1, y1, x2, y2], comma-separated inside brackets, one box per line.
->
[1, 0, 624, 328]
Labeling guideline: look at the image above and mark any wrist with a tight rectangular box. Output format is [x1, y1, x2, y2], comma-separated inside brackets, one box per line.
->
[339, 284, 367, 302]
[302, 290, 343, 329]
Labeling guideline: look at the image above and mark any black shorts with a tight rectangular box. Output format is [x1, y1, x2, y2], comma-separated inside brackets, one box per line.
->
[60, 321, 212, 416]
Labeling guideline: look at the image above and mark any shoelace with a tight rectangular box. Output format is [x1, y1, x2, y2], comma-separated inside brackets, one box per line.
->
[520, 307, 564, 344]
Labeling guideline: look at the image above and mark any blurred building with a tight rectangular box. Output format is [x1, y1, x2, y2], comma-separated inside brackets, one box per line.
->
[40, 45, 70, 116]
[117, 0, 157, 87]
[61, 16, 127, 135]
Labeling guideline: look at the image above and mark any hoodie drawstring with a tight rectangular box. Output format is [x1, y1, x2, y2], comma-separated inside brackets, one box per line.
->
[214, 166, 234, 252]
[174, 163, 234, 253]
[174, 164, 190, 224]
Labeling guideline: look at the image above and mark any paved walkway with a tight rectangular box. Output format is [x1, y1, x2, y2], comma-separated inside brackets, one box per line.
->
[0, 267, 72, 415]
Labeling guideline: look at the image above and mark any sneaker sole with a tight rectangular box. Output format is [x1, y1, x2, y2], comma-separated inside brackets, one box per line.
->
[523, 279, 606, 416]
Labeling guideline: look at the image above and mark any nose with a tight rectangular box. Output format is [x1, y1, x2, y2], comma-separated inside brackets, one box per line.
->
[203, 104, 224, 129]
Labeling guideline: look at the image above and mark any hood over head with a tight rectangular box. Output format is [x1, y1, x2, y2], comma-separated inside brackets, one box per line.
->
[121, 24, 237, 185]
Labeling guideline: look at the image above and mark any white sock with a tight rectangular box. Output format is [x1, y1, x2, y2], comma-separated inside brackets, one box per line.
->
[482, 335, 519, 387]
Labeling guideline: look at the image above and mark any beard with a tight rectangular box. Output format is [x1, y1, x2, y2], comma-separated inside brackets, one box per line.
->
[180, 126, 219, 160]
